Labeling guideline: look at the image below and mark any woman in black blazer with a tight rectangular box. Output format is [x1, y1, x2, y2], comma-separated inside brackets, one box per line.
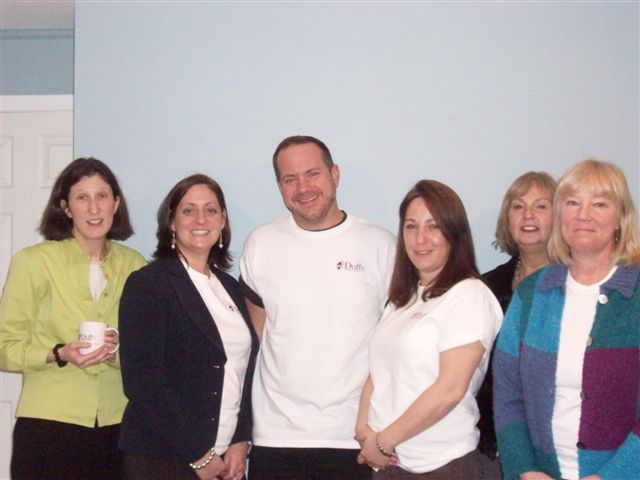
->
[119, 174, 258, 480]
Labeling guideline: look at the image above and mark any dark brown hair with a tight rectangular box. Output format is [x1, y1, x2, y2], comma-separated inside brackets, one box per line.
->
[272, 135, 333, 180]
[154, 174, 232, 271]
[388, 180, 479, 307]
[38, 157, 134, 240]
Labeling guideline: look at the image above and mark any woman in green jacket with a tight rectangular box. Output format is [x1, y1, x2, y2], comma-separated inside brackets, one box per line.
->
[0, 157, 146, 479]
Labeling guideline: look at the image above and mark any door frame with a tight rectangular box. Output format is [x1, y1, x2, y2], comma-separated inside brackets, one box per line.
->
[1, 95, 73, 112]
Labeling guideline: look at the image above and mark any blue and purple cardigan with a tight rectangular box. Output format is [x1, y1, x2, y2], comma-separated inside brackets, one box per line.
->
[493, 263, 640, 480]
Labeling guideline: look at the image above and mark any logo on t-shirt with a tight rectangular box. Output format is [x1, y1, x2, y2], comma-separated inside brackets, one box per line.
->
[336, 261, 365, 272]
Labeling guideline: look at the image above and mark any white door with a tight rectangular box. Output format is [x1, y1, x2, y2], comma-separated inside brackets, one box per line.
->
[0, 95, 73, 479]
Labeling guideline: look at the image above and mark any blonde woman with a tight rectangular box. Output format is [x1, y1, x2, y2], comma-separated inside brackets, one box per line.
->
[477, 171, 556, 478]
[494, 159, 640, 480]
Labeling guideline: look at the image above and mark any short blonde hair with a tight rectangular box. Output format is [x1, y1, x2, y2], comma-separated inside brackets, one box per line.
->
[548, 159, 640, 266]
[494, 171, 556, 256]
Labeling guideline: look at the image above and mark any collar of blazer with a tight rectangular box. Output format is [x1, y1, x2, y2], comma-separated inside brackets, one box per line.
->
[161, 256, 227, 357]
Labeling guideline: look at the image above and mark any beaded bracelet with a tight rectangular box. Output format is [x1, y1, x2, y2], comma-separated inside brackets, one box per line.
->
[189, 447, 216, 470]
[375, 438, 397, 459]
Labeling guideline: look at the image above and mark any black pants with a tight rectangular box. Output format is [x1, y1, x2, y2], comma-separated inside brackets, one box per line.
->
[248, 446, 370, 480]
[124, 454, 199, 480]
[11, 417, 124, 480]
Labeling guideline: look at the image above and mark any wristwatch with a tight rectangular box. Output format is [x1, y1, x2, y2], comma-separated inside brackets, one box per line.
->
[53, 343, 68, 368]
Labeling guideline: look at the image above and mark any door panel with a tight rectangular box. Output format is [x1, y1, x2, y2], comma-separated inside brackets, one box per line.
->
[0, 95, 73, 479]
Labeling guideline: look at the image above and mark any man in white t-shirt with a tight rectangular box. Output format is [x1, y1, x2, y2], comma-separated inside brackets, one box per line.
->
[240, 135, 395, 479]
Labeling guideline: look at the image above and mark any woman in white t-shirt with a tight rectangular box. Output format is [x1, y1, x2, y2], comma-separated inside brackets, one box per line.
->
[356, 180, 503, 478]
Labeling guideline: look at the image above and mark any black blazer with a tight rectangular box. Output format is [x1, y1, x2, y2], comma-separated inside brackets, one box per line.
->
[482, 256, 518, 313]
[118, 256, 259, 463]
[476, 255, 517, 460]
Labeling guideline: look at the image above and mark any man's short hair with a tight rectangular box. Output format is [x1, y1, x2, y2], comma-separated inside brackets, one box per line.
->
[272, 135, 333, 180]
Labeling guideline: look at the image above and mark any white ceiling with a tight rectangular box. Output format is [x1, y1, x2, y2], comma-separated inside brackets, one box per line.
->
[1, 0, 74, 29]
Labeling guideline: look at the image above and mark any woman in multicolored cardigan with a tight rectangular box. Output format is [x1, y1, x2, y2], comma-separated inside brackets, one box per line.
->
[493, 159, 640, 480]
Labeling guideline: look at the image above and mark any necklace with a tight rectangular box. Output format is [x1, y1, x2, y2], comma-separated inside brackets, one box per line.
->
[512, 258, 523, 290]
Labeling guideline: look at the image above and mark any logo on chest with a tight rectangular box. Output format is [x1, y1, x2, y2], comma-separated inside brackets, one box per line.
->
[336, 261, 366, 272]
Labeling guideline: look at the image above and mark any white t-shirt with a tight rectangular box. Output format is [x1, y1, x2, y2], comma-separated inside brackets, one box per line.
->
[553, 267, 617, 479]
[89, 261, 107, 301]
[240, 213, 396, 448]
[368, 279, 502, 473]
[186, 262, 252, 455]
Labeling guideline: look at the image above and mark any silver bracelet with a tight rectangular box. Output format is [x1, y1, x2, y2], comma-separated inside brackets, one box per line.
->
[189, 447, 216, 470]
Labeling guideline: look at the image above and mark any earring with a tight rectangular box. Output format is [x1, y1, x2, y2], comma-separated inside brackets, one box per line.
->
[218, 236, 223, 249]
[615, 228, 620, 243]
[171, 230, 176, 250]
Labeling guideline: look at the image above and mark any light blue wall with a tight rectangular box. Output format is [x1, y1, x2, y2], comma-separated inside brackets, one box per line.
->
[0, 28, 74, 95]
[74, 2, 639, 274]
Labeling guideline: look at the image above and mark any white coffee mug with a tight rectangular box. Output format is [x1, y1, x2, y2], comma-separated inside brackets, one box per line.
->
[78, 321, 119, 354]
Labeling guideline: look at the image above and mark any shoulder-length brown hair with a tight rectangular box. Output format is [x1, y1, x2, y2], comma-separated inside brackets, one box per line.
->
[38, 157, 134, 240]
[493, 171, 556, 256]
[389, 180, 479, 308]
[154, 174, 232, 271]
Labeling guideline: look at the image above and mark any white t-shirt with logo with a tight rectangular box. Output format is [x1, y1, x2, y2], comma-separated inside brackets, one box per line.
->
[368, 279, 502, 473]
[240, 213, 396, 448]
